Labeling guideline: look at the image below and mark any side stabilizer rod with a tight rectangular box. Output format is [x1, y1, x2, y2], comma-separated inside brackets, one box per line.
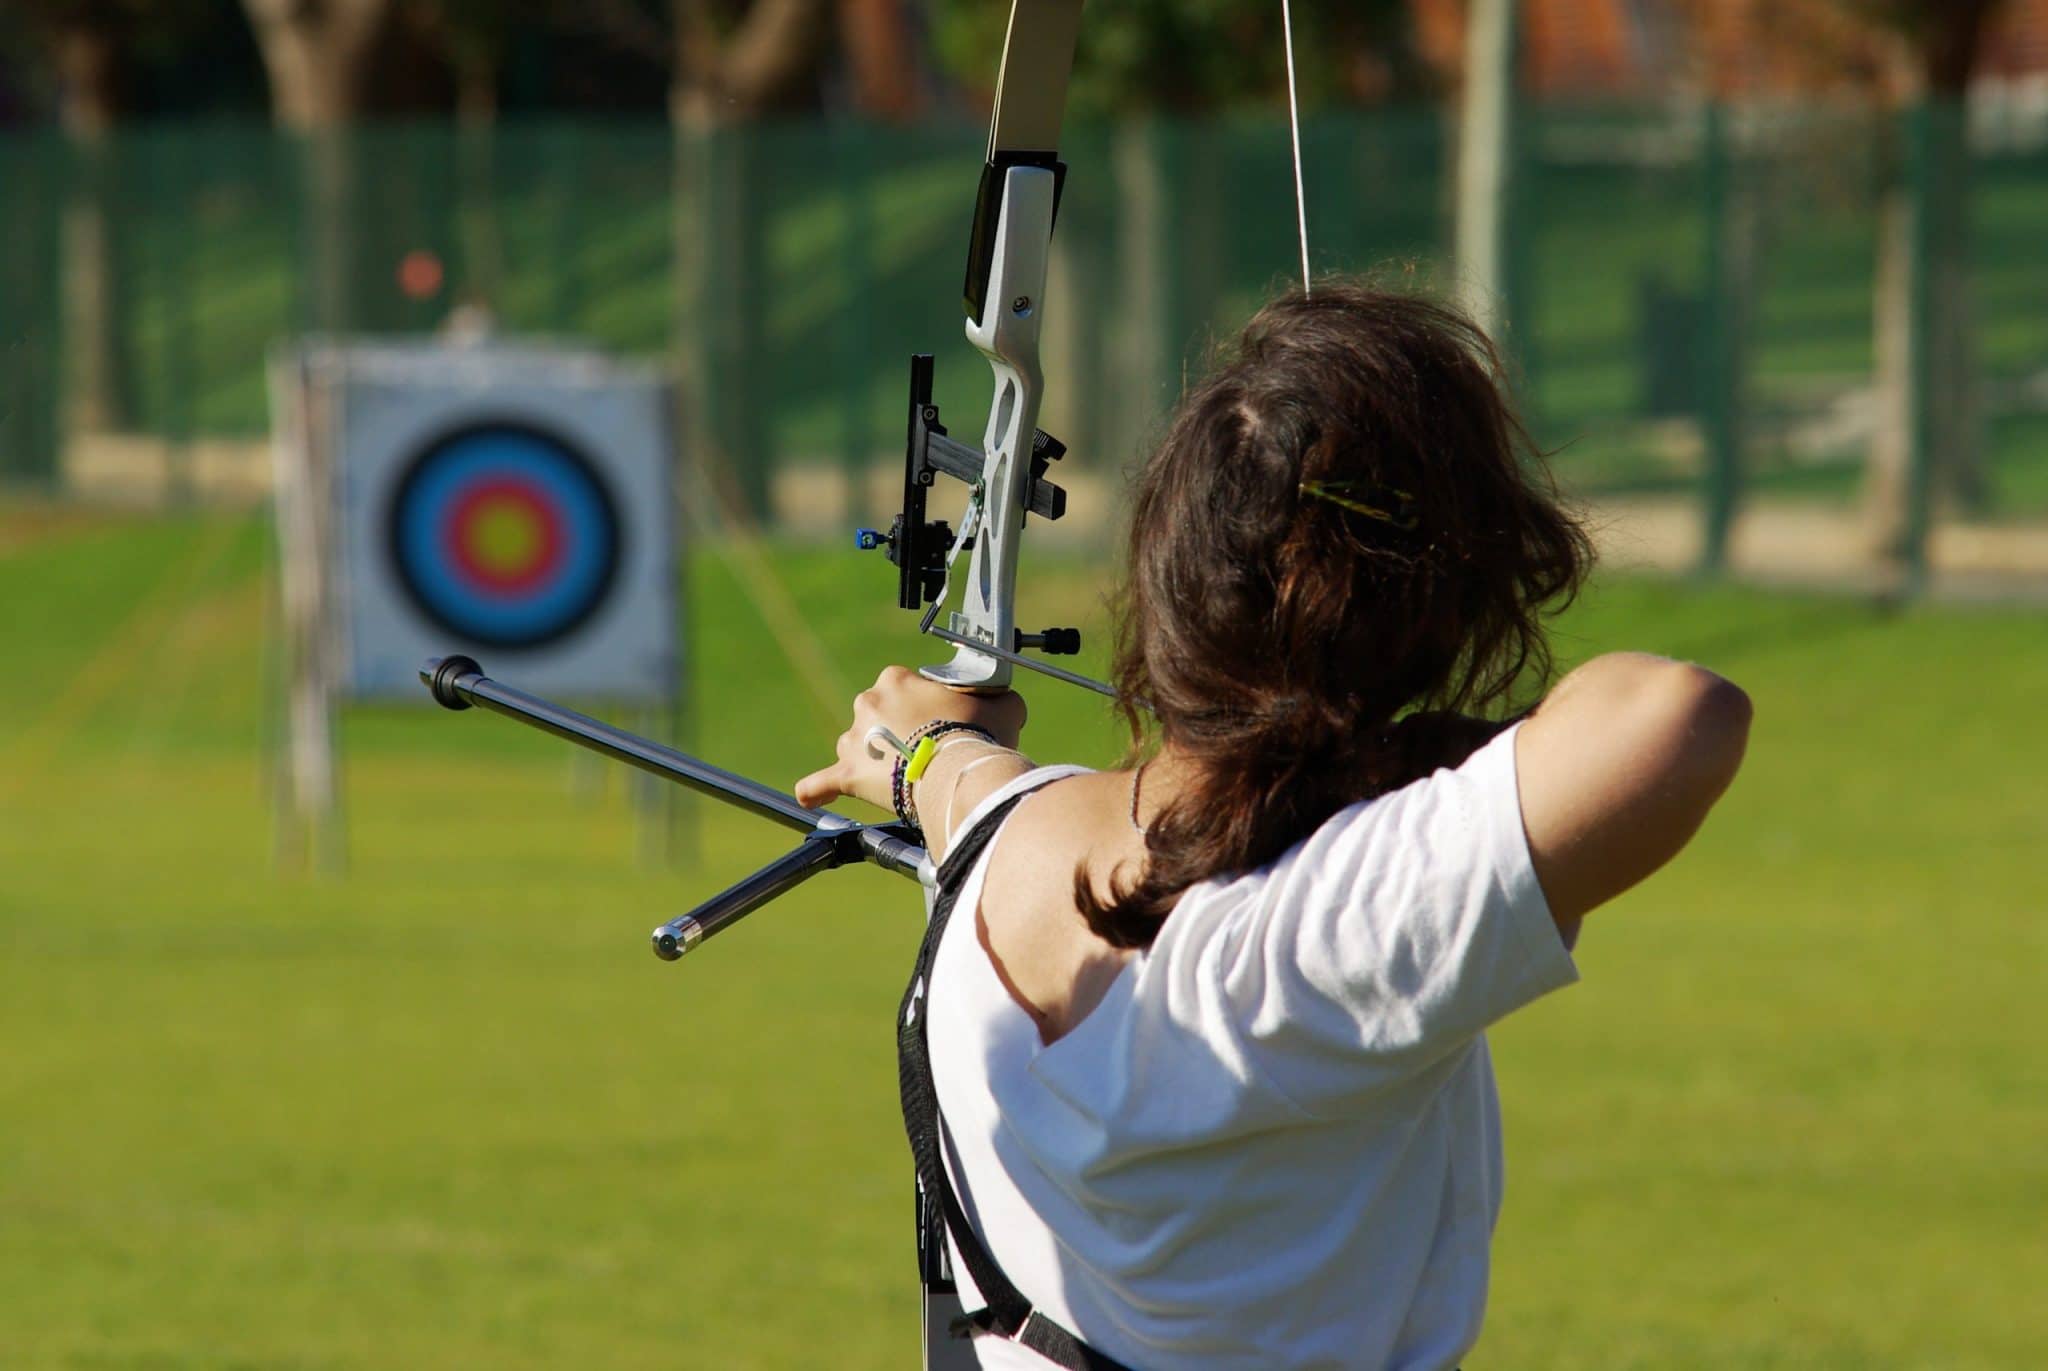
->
[651, 833, 848, 961]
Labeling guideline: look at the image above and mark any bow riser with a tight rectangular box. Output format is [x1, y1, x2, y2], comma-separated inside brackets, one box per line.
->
[922, 165, 1058, 693]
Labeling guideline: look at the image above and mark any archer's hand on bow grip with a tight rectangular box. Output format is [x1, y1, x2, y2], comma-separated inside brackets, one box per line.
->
[794, 666, 1027, 813]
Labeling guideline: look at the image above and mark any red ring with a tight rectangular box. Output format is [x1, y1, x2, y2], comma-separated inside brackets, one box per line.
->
[444, 478, 566, 596]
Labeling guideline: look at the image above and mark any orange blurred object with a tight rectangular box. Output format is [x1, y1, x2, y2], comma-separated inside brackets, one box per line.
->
[397, 250, 445, 301]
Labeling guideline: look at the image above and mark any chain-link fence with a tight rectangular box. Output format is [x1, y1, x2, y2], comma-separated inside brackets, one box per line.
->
[5, 106, 2046, 578]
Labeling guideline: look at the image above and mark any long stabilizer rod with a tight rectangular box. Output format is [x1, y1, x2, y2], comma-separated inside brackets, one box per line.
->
[420, 656, 930, 960]
[424, 654, 817, 830]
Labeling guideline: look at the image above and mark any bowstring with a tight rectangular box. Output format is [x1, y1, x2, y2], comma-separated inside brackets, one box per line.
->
[1281, 0, 1312, 296]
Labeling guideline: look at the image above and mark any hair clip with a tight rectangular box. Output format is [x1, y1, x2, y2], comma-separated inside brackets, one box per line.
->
[1297, 481, 1419, 530]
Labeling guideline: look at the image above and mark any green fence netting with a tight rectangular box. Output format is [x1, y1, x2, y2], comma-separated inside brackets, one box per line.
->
[3, 106, 2044, 539]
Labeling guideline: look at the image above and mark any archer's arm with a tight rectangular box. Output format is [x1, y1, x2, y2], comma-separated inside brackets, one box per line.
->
[1514, 652, 1751, 933]
[909, 737, 1036, 864]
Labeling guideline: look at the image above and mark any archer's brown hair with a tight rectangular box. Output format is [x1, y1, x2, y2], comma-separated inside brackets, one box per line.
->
[1079, 282, 1592, 949]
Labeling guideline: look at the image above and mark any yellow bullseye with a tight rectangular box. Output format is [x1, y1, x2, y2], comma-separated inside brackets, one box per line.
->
[468, 495, 545, 575]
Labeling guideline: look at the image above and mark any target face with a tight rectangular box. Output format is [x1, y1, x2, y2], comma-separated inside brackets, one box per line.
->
[386, 423, 623, 650]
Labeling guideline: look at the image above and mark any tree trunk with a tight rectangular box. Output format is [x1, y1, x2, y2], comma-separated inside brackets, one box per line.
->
[454, 54, 503, 311]
[836, 0, 921, 120]
[1111, 121, 1171, 464]
[1699, 102, 1769, 574]
[1865, 98, 1974, 574]
[240, 0, 392, 331]
[675, 114, 770, 520]
[243, 13, 377, 129]
[672, 0, 829, 120]
[1454, 0, 1520, 340]
[1920, 101, 1979, 512]
[668, 0, 828, 522]
[1863, 3, 1995, 575]
[1043, 127, 1109, 476]
[1865, 116, 1927, 570]
[1162, 120, 1225, 389]
[55, 25, 131, 435]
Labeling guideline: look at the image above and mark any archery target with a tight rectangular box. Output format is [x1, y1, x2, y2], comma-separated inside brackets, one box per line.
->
[386, 423, 622, 650]
[319, 341, 676, 701]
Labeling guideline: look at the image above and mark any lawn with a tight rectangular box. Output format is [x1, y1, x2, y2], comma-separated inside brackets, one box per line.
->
[1, 507, 2043, 1368]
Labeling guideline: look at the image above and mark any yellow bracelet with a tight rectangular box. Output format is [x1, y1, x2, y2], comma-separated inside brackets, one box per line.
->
[903, 734, 941, 784]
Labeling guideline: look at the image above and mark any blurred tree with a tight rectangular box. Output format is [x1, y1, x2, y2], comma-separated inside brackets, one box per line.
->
[402, 0, 526, 123]
[394, 0, 560, 316]
[1678, 0, 2005, 570]
[1703, 0, 2005, 559]
[671, 0, 831, 121]
[241, 0, 396, 332]
[240, 0, 391, 126]
[836, 0, 921, 119]
[15, 2, 133, 437]
[1453, 0, 1518, 341]
[24, 5, 125, 131]
[1681, 4, 1772, 577]
[928, 0, 1426, 116]
[6, 1, 213, 437]
[667, 0, 833, 517]
[1846, 0, 2004, 558]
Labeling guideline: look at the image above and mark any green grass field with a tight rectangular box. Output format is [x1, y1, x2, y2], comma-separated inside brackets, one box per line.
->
[2, 506, 2044, 1368]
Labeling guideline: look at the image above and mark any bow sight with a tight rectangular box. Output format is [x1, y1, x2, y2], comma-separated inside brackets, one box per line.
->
[855, 354, 1106, 699]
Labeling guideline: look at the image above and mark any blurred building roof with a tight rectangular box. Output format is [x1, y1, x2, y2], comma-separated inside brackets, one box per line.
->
[1983, 0, 2048, 79]
[1409, 0, 2048, 99]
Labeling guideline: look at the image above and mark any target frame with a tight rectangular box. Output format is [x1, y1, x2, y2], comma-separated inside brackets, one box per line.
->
[323, 342, 675, 702]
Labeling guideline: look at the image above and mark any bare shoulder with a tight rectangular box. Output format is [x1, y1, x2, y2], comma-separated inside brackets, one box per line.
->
[977, 770, 1139, 1043]
[1004, 768, 1124, 839]
[984, 770, 1129, 900]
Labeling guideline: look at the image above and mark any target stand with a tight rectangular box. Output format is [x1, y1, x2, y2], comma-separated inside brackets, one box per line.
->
[269, 339, 679, 870]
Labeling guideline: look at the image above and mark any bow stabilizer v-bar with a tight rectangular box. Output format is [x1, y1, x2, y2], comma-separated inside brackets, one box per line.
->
[421, 655, 931, 960]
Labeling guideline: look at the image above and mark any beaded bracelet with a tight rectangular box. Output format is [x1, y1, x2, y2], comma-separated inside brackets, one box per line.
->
[890, 720, 997, 832]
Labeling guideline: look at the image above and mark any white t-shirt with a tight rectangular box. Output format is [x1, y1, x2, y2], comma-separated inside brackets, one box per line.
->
[925, 724, 1576, 1370]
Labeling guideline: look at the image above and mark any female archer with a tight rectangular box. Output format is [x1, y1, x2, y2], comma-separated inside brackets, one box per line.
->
[796, 282, 1751, 1370]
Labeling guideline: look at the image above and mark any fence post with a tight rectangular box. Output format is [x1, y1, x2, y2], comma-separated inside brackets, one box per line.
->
[1111, 119, 1173, 464]
[1455, 0, 1521, 343]
[1698, 102, 1744, 575]
[693, 122, 770, 522]
[550, 121, 585, 337]
[1, 134, 64, 488]
[165, 132, 199, 501]
[1899, 101, 1938, 590]
[836, 119, 877, 501]
[1156, 120, 1189, 384]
